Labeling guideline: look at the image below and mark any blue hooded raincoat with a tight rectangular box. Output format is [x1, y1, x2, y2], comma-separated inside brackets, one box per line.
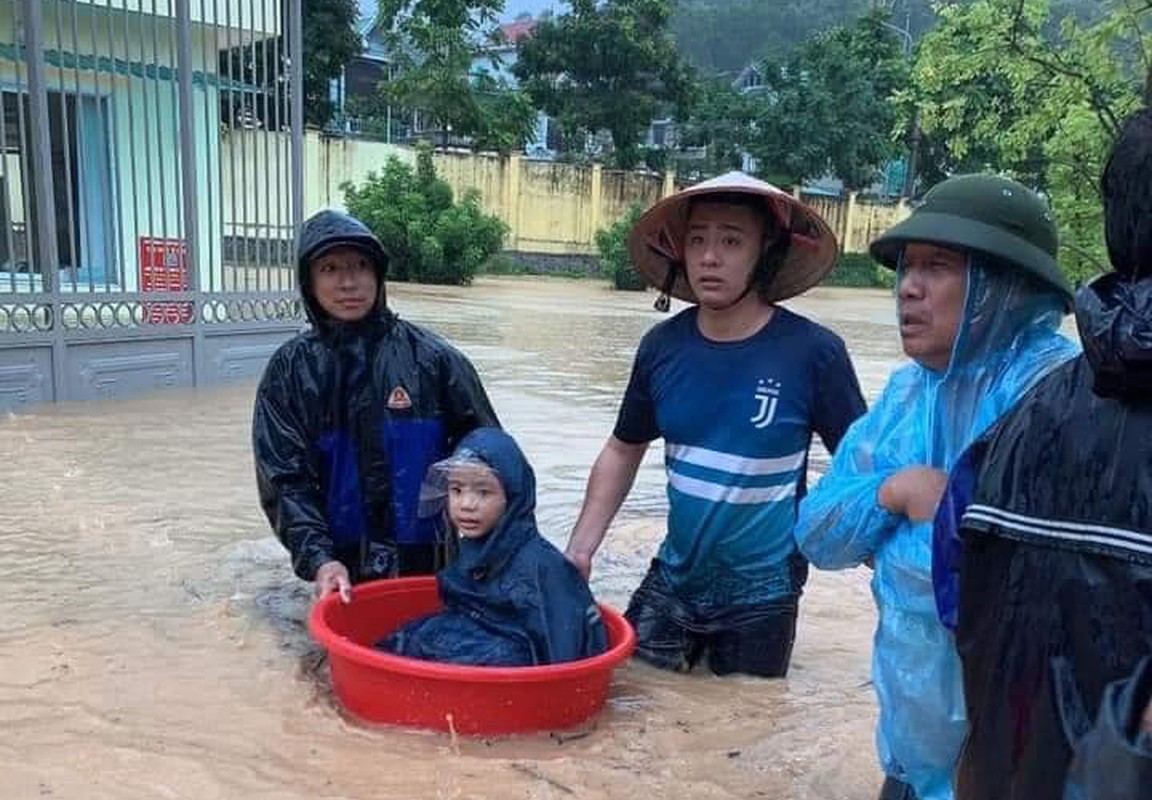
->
[380, 427, 610, 667]
[794, 258, 1079, 799]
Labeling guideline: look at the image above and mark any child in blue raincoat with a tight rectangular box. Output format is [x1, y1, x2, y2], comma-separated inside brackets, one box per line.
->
[378, 427, 610, 667]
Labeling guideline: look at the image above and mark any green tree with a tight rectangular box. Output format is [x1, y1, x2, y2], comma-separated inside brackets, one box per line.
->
[676, 79, 756, 179]
[343, 144, 508, 285]
[374, 0, 537, 154]
[595, 204, 648, 291]
[745, 8, 910, 190]
[218, 0, 362, 129]
[670, 0, 938, 75]
[302, 0, 364, 126]
[909, 0, 1149, 282]
[469, 71, 541, 156]
[513, 0, 695, 169]
[666, 0, 1104, 82]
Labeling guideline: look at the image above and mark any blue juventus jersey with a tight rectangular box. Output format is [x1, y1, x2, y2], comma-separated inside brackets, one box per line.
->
[615, 306, 865, 605]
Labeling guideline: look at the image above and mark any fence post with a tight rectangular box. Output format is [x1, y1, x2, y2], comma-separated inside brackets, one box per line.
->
[22, 0, 57, 287]
[289, 0, 305, 240]
[843, 191, 859, 253]
[662, 169, 675, 199]
[22, 0, 64, 401]
[174, 0, 204, 382]
[504, 154, 521, 250]
[589, 163, 603, 248]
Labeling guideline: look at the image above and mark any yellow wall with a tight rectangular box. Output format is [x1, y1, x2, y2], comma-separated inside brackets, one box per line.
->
[843, 196, 910, 254]
[802, 191, 911, 255]
[302, 134, 416, 212]
[516, 161, 593, 253]
[461, 159, 671, 255]
[599, 170, 665, 229]
[234, 133, 910, 257]
[432, 151, 507, 223]
[285, 134, 679, 256]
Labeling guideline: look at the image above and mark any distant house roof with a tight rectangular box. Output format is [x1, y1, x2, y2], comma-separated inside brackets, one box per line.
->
[356, 2, 534, 54]
[357, 0, 378, 36]
[732, 64, 763, 93]
[495, 18, 537, 45]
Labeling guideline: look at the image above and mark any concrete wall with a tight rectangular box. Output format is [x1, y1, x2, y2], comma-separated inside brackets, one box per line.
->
[283, 134, 679, 256]
[276, 134, 910, 258]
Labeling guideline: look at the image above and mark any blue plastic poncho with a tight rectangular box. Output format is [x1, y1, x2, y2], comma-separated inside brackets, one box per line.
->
[379, 427, 609, 667]
[794, 257, 1078, 800]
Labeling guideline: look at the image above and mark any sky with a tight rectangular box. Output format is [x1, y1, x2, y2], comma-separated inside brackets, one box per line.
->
[500, 0, 558, 19]
[357, 0, 561, 26]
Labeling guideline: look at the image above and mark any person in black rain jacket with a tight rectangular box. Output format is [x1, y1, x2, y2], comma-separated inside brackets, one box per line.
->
[932, 107, 1152, 800]
[1063, 656, 1152, 800]
[253, 210, 499, 602]
[379, 427, 609, 666]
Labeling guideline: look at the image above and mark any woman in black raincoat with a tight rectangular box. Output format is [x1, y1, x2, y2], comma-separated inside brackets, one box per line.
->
[380, 427, 609, 667]
[253, 210, 499, 601]
[933, 108, 1152, 800]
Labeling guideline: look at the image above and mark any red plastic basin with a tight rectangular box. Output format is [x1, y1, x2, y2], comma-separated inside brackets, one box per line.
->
[307, 576, 636, 735]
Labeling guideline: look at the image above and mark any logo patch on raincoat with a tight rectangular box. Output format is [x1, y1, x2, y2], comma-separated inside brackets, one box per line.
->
[387, 385, 412, 410]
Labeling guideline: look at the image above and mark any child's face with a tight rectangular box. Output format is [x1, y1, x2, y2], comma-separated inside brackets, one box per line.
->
[447, 464, 507, 539]
[309, 246, 378, 322]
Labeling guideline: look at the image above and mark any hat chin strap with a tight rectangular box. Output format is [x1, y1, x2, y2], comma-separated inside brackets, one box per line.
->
[718, 278, 758, 311]
[701, 249, 786, 313]
[694, 280, 756, 313]
[653, 262, 679, 312]
[657, 232, 789, 313]
[661, 268, 757, 313]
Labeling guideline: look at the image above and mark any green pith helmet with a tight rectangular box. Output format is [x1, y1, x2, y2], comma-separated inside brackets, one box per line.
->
[870, 174, 1074, 310]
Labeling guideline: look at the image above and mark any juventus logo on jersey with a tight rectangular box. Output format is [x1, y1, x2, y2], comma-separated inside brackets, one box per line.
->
[750, 378, 781, 428]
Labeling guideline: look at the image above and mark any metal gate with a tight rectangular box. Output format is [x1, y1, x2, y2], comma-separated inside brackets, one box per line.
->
[0, 0, 304, 413]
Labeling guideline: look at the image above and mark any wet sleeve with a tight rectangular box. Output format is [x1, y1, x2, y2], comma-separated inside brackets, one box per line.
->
[811, 333, 867, 453]
[932, 438, 987, 631]
[442, 348, 501, 447]
[1064, 656, 1152, 797]
[533, 560, 609, 664]
[794, 389, 901, 570]
[613, 339, 660, 444]
[252, 353, 335, 582]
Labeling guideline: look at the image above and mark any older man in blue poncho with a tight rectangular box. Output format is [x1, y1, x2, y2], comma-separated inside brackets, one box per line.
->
[794, 175, 1080, 800]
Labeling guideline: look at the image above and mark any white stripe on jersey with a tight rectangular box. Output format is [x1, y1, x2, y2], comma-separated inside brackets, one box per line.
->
[665, 442, 806, 477]
[668, 470, 797, 505]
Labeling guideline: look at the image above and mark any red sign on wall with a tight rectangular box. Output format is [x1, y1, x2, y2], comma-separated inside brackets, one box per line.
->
[138, 237, 194, 324]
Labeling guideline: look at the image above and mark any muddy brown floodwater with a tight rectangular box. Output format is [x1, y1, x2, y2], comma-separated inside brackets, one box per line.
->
[1, 277, 918, 800]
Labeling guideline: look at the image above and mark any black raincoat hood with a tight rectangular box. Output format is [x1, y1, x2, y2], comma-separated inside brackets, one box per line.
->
[296, 210, 390, 327]
[1076, 273, 1152, 400]
[254, 215, 500, 583]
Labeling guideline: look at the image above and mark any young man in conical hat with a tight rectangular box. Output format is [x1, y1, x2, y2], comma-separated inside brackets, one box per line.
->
[565, 171, 866, 678]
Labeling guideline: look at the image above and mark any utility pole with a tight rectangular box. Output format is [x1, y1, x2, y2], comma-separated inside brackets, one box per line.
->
[881, 3, 919, 197]
[900, 7, 920, 198]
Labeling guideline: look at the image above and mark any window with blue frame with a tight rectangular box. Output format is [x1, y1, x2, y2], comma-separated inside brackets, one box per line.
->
[1, 89, 115, 285]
